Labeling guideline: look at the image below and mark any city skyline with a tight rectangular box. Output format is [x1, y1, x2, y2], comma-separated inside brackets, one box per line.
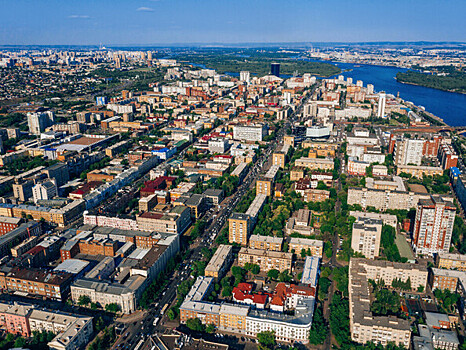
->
[1, 0, 465, 45]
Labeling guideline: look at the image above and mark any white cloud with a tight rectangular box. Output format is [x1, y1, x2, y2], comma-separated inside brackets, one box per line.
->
[68, 15, 90, 19]
[136, 7, 154, 12]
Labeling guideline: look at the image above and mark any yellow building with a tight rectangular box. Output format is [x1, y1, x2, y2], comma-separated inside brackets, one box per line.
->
[256, 177, 273, 196]
[290, 167, 305, 181]
[283, 135, 295, 147]
[228, 213, 251, 245]
[437, 253, 466, 271]
[238, 248, 292, 272]
[248, 234, 283, 252]
[272, 152, 286, 169]
[219, 304, 249, 332]
[289, 237, 324, 258]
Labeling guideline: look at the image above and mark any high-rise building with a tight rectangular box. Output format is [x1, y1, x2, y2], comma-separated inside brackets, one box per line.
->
[377, 93, 386, 118]
[228, 213, 251, 245]
[27, 111, 55, 135]
[367, 84, 374, 94]
[271, 63, 280, 77]
[32, 180, 58, 204]
[394, 139, 425, 166]
[240, 71, 250, 83]
[351, 218, 383, 259]
[412, 195, 456, 256]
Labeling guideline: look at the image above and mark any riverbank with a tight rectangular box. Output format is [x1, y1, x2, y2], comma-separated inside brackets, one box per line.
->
[395, 77, 466, 95]
[395, 70, 466, 95]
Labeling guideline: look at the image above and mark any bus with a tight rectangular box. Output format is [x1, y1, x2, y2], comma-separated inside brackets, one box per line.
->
[134, 339, 144, 350]
[153, 317, 160, 326]
[160, 303, 169, 315]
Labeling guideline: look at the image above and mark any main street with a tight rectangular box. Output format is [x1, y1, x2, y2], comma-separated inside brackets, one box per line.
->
[110, 84, 313, 350]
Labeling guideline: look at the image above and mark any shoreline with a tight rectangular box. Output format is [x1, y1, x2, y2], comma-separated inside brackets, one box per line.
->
[394, 78, 466, 96]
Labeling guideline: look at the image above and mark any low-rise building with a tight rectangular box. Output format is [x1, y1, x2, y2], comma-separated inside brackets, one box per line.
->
[295, 157, 334, 171]
[248, 234, 283, 252]
[289, 237, 323, 258]
[437, 253, 466, 271]
[205, 245, 233, 279]
[349, 258, 428, 347]
[238, 248, 292, 273]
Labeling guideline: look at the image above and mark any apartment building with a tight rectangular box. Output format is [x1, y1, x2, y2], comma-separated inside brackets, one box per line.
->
[136, 206, 191, 234]
[283, 135, 295, 147]
[238, 248, 293, 273]
[396, 165, 443, 178]
[437, 253, 466, 271]
[179, 277, 220, 326]
[295, 157, 334, 171]
[290, 168, 305, 181]
[347, 187, 430, 210]
[232, 124, 267, 142]
[412, 195, 456, 256]
[0, 216, 22, 236]
[0, 267, 73, 301]
[205, 245, 233, 279]
[347, 159, 370, 176]
[430, 268, 465, 292]
[248, 234, 283, 252]
[289, 237, 323, 258]
[272, 152, 286, 168]
[349, 258, 428, 347]
[351, 218, 383, 259]
[0, 302, 93, 350]
[302, 141, 338, 158]
[78, 238, 119, 257]
[229, 213, 251, 245]
[394, 139, 425, 166]
[303, 189, 330, 202]
[349, 211, 397, 228]
[256, 177, 273, 197]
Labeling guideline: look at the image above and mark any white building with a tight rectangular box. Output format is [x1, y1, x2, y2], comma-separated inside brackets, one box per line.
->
[32, 180, 58, 204]
[377, 93, 386, 118]
[351, 218, 383, 259]
[27, 111, 55, 135]
[239, 71, 250, 83]
[233, 124, 267, 142]
[394, 139, 425, 166]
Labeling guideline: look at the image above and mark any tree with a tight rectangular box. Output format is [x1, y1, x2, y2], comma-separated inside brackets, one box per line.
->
[257, 330, 276, 350]
[329, 293, 350, 345]
[95, 317, 105, 332]
[206, 324, 215, 333]
[186, 318, 205, 332]
[308, 305, 328, 345]
[78, 295, 91, 306]
[14, 337, 27, 348]
[267, 269, 279, 281]
[278, 270, 292, 283]
[251, 264, 260, 275]
[105, 303, 121, 313]
[221, 285, 233, 297]
[417, 285, 425, 293]
[167, 308, 176, 320]
[371, 289, 401, 316]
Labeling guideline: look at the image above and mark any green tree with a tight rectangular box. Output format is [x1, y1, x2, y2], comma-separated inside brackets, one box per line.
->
[167, 308, 176, 320]
[267, 269, 280, 281]
[78, 295, 91, 306]
[329, 293, 350, 345]
[206, 324, 216, 333]
[257, 330, 276, 350]
[308, 305, 328, 345]
[14, 337, 27, 348]
[186, 318, 205, 332]
[105, 303, 121, 313]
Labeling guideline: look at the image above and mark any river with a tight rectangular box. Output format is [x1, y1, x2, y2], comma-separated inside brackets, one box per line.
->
[321, 61, 466, 127]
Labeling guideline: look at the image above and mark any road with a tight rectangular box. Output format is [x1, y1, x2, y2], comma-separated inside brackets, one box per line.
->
[110, 84, 314, 350]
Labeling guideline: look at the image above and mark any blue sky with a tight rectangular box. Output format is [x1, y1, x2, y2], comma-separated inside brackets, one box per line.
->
[0, 0, 465, 45]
